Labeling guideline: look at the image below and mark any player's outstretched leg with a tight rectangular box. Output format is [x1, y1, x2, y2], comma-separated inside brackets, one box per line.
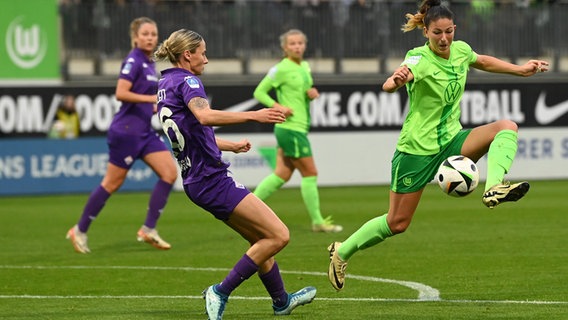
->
[482, 181, 530, 209]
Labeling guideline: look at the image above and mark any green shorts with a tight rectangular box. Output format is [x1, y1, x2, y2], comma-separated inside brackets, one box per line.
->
[391, 129, 471, 193]
[275, 127, 312, 158]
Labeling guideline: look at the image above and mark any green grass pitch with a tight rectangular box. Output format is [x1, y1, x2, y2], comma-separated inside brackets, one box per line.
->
[1, 180, 567, 319]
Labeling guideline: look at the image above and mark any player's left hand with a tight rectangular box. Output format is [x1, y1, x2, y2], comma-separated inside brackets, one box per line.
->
[307, 87, 319, 100]
[524, 60, 549, 76]
[233, 139, 252, 154]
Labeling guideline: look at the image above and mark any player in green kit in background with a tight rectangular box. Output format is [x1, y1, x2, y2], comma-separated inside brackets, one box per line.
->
[327, 0, 549, 291]
[253, 29, 342, 233]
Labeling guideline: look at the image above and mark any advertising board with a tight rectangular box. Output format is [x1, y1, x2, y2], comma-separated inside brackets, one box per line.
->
[0, 0, 60, 83]
[1, 82, 567, 195]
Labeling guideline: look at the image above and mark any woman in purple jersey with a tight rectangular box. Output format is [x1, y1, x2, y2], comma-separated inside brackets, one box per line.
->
[154, 29, 316, 320]
[66, 17, 178, 253]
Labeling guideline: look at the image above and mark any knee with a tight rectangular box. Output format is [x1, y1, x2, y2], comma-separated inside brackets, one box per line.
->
[101, 180, 122, 194]
[159, 165, 178, 184]
[162, 171, 178, 184]
[273, 227, 290, 251]
[387, 217, 411, 235]
[274, 171, 292, 182]
[277, 228, 290, 248]
[497, 119, 518, 132]
[303, 169, 318, 177]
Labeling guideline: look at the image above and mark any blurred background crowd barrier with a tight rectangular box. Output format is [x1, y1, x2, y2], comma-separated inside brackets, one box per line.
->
[59, 0, 567, 78]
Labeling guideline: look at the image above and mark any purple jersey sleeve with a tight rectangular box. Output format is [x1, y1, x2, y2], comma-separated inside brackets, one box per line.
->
[110, 48, 158, 135]
[157, 68, 229, 184]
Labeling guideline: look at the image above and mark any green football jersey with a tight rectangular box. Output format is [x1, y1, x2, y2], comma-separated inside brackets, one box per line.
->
[253, 58, 314, 133]
[397, 40, 477, 155]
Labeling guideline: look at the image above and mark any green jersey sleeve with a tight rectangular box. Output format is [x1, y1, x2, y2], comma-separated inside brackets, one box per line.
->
[253, 65, 280, 108]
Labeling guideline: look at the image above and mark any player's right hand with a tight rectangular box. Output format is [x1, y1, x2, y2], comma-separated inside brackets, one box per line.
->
[256, 108, 286, 123]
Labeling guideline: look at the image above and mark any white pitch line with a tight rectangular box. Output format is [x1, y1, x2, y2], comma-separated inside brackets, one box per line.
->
[0, 265, 439, 301]
[1, 265, 566, 305]
[0, 295, 566, 305]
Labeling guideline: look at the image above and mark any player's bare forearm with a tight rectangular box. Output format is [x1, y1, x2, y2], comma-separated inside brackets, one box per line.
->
[383, 65, 413, 93]
[382, 77, 403, 93]
[216, 138, 251, 153]
[190, 97, 285, 126]
[473, 55, 549, 77]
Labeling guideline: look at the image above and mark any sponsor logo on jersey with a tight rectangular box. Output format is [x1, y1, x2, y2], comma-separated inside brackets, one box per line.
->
[121, 62, 133, 74]
[185, 77, 200, 89]
[444, 81, 462, 104]
[403, 55, 422, 66]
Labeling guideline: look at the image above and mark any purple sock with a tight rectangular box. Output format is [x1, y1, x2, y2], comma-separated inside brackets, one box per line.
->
[144, 180, 173, 229]
[259, 262, 288, 307]
[77, 185, 110, 232]
[217, 254, 259, 296]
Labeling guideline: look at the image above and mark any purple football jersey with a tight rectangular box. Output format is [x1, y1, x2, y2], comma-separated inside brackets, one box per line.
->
[157, 68, 229, 184]
[110, 47, 158, 135]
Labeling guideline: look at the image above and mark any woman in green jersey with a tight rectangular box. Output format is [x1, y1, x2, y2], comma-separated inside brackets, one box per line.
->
[327, 0, 549, 291]
[253, 29, 342, 233]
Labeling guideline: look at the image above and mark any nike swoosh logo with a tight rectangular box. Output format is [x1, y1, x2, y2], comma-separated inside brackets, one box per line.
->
[332, 264, 344, 289]
[223, 98, 260, 113]
[211, 98, 259, 130]
[535, 92, 568, 125]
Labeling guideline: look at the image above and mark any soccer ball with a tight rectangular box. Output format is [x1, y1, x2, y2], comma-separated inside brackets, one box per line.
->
[436, 155, 479, 197]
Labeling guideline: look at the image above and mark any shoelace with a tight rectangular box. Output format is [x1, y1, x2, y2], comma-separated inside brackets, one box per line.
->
[330, 245, 347, 271]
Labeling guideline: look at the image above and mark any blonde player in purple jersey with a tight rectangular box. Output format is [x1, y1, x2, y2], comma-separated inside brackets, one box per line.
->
[154, 29, 317, 320]
[327, 0, 549, 291]
[66, 17, 178, 253]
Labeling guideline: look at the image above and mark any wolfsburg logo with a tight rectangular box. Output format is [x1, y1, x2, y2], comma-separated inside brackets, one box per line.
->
[5, 16, 48, 69]
[444, 81, 462, 104]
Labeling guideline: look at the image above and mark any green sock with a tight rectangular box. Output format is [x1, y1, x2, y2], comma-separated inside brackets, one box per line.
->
[301, 176, 324, 225]
[253, 173, 285, 200]
[338, 214, 393, 261]
[485, 130, 518, 191]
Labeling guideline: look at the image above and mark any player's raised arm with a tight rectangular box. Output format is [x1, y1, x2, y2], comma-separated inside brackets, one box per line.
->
[383, 65, 414, 93]
[472, 55, 549, 77]
[188, 96, 285, 126]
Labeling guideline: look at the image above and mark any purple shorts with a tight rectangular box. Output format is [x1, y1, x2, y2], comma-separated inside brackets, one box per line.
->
[107, 129, 169, 169]
[184, 171, 250, 221]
